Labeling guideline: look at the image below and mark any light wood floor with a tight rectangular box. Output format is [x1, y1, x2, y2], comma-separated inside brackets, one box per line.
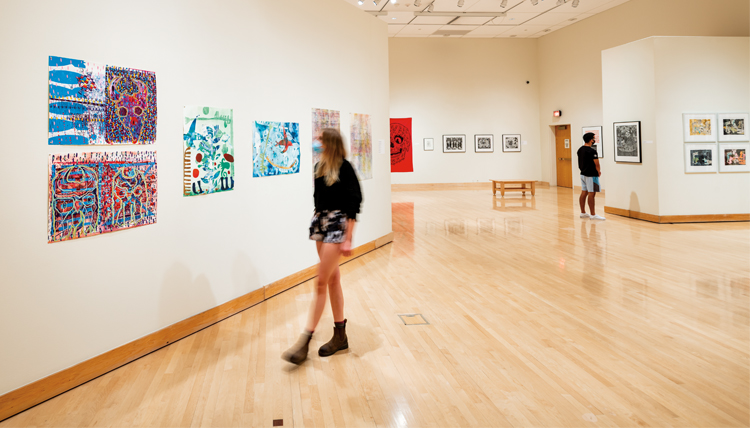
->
[3, 187, 748, 428]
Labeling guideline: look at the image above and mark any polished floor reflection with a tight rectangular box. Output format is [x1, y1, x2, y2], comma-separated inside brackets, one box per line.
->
[3, 188, 748, 427]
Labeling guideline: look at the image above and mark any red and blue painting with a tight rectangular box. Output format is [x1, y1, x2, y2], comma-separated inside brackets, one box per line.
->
[48, 151, 158, 243]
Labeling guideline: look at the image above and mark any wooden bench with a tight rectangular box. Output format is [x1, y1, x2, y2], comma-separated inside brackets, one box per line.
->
[490, 180, 536, 197]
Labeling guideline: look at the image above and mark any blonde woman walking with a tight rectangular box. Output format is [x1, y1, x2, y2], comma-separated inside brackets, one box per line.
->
[282, 128, 362, 365]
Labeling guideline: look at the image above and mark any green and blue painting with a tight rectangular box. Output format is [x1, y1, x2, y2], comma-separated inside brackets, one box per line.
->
[183, 106, 234, 196]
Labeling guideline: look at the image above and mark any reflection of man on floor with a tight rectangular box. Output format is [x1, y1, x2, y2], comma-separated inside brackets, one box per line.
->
[578, 132, 605, 220]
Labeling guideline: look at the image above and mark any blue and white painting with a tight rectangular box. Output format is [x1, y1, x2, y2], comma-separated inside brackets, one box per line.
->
[253, 121, 300, 177]
[48, 56, 107, 145]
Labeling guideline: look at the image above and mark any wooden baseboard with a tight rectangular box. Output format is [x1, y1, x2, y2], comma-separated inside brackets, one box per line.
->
[392, 182, 549, 191]
[0, 232, 395, 422]
[604, 206, 749, 223]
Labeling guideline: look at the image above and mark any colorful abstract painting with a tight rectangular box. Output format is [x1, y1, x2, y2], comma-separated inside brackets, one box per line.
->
[183, 106, 234, 196]
[48, 151, 157, 243]
[350, 113, 372, 180]
[390, 118, 413, 172]
[48, 56, 156, 145]
[689, 119, 712, 136]
[253, 121, 300, 177]
[312, 108, 340, 166]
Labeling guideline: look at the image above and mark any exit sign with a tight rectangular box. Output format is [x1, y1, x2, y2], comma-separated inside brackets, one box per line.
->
[553, 110, 562, 117]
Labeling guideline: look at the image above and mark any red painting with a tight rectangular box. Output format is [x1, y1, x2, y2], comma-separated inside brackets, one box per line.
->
[390, 118, 413, 173]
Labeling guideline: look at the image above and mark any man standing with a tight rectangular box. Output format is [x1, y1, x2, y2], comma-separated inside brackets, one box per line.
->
[577, 133, 605, 220]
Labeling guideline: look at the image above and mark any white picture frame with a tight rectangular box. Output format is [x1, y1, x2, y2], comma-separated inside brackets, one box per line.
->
[718, 113, 749, 142]
[474, 134, 494, 153]
[718, 142, 749, 172]
[613, 121, 642, 163]
[683, 113, 717, 142]
[443, 135, 466, 153]
[582, 126, 604, 158]
[502, 134, 521, 152]
[684, 143, 717, 173]
[423, 138, 434, 151]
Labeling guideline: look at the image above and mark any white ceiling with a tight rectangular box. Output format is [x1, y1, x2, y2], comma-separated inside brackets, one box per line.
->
[341, 0, 632, 38]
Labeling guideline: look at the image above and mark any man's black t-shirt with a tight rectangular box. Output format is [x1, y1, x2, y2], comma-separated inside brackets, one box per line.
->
[577, 145, 599, 177]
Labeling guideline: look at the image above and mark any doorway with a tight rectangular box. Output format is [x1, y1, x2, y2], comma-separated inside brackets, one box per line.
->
[555, 125, 572, 188]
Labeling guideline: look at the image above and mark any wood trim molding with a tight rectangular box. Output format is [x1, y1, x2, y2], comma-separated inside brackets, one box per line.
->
[0, 232, 395, 422]
[604, 206, 749, 223]
[392, 182, 549, 191]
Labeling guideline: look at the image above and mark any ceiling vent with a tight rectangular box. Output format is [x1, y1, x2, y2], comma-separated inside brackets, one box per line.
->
[432, 29, 472, 36]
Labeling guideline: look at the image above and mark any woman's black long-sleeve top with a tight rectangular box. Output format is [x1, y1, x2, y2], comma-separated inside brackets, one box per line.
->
[313, 159, 363, 221]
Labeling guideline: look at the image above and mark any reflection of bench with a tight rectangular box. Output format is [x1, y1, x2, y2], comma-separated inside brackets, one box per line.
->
[490, 180, 535, 197]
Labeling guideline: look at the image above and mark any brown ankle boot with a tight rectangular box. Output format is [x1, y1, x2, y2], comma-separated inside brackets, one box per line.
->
[282, 332, 312, 365]
[318, 320, 348, 357]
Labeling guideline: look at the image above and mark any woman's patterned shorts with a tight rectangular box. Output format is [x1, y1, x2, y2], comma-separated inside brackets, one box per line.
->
[309, 210, 348, 244]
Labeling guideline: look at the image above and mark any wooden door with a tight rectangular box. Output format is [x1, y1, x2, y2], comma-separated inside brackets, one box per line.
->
[555, 125, 572, 188]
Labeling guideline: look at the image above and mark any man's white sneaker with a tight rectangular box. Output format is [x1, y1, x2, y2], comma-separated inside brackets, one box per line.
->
[591, 215, 606, 220]
[580, 213, 590, 218]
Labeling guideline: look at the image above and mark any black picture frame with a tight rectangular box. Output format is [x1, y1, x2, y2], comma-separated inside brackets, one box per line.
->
[613, 121, 642, 163]
[443, 135, 466, 153]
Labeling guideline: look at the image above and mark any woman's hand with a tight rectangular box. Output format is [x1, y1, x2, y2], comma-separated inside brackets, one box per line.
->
[341, 239, 352, 257]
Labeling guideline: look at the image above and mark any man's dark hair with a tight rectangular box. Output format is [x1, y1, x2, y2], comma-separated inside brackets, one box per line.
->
[583, 132, 596, 144]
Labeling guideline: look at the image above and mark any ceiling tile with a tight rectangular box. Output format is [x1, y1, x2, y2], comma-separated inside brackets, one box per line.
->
[377, 11, 415, 24]
[490, 12, 538, 25]
[501, 24, 548, 37]
[411, 15, 455, 24]
[523, 11, 578, 25]
[466, 0, 524, 12]
[465, 25, 514, 36]
[398, 24, 442, 35]
[452, 16, 494, 25]
[438, 24, 480, 31]
[507, 0, 559, 14]
[388, 24, 407, 35]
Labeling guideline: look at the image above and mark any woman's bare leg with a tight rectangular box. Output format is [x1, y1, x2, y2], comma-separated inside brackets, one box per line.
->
[328, 266, 344, 323]
[305, 242, 340, 333]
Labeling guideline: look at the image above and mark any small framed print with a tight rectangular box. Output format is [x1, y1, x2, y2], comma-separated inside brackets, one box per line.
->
[423, 138, 434, 151]
[684, 143, 717, 173]
[683, 113, 717, 142]
[582, 126, 604, 158]
[718, 113, 749, 142]
[443, 135, 466, 153]
[613, 121, 641, 163]
[474, 134, 493, 153]
[718, 142, 749, 172]
[502, 134, 521, 152]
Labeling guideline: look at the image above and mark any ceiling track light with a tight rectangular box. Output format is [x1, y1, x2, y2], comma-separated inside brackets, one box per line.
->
[427, 1, 434, 12]
[373, 0, 381, 5]
[572, 0, 579, 7]
[458, 0, 465, 6]
[500, 0, 508, 7]
[530, 0, 538, 5]
[556, 0, 564, 5]
[414, 0, 421, 6]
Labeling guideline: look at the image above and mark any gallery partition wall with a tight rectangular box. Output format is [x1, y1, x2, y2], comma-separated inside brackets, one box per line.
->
[0, 0, 392, 418]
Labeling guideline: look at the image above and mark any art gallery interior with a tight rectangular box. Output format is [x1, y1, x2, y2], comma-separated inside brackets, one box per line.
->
[0, 0, 748, 426]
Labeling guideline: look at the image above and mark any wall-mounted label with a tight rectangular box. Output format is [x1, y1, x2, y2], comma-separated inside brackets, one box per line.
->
[645, 140, 653, 144]
[522, 140, 528, 145]
[565, 139, 570, 149]
[379, 139, 385, 154]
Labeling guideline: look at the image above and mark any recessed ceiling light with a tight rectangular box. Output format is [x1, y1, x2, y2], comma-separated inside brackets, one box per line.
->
[510, 35, 517, 38]
[358, 0, 364, 4]
[544, 29, 551, 32]
[392, 17, 397, 19]
[569, 18, 577, 21]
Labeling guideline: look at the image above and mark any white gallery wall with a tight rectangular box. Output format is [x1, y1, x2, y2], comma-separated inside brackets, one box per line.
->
[602, 36, 750, 217]
[389, 38, 542, 184]
[0, 0, 391, 395]
[537, 0, 750, 188]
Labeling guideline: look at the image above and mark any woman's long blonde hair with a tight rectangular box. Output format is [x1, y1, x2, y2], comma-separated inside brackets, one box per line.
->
[316, 128, 346, 186]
